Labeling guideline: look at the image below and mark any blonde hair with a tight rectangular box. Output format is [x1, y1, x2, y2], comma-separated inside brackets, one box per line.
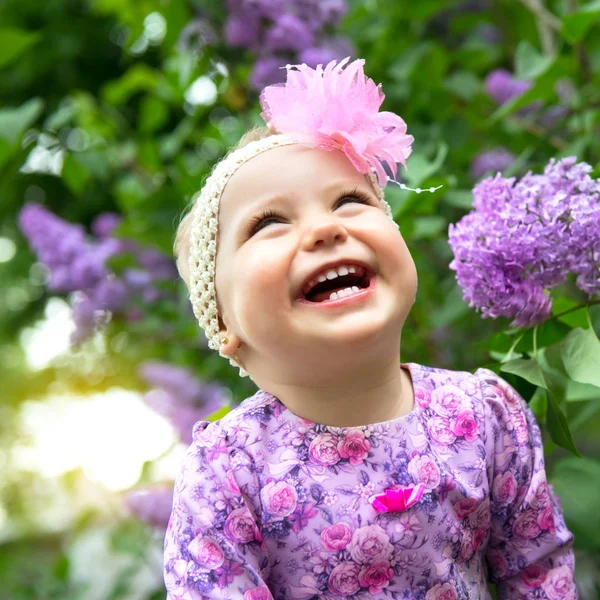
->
[173, 126, 276, 289]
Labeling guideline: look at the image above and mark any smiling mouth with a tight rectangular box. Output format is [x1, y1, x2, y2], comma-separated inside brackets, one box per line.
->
[302, 270, 373, 303]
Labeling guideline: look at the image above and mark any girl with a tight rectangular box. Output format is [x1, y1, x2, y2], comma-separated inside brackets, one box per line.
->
[164, 59, 577, 599]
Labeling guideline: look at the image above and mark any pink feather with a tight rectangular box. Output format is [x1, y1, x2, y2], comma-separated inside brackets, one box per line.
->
[259, 58, 414, 187]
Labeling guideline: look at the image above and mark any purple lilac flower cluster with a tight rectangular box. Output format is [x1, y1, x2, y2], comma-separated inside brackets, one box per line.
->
[484, 68, 532, 105]
[139, 360, 230, 444]
[123, 362, 230, 530]
[484, 68, 570, 127]
[19, 204, 178, 344]
[224, 0, 353, 89]
[469, 147, 516, 180]
[124, 486, 174, 529]
[448, 157, 600, 327]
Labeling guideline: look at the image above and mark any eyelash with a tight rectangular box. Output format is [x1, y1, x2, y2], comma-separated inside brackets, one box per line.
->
[246, 189, 376, 238]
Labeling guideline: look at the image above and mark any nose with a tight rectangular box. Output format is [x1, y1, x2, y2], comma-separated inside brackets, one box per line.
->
[301, 218, 348, 251]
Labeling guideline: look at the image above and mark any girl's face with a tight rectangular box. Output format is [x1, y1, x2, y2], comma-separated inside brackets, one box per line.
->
[215, 144, 418, 383]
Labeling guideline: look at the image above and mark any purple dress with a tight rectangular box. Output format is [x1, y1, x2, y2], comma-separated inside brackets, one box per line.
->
[163, 364, 577, 599]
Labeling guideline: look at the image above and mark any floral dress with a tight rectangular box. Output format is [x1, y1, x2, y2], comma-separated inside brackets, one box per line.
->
[163, 363, 577, 599]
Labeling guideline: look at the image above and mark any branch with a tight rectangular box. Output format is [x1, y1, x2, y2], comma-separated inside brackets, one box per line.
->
[518, 0, 561, 55]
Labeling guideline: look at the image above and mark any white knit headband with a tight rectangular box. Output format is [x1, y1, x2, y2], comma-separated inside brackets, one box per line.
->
[187, 133, 397, 377]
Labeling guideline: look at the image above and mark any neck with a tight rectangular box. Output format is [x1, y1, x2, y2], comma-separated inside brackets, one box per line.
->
[261, 353, 414, 427]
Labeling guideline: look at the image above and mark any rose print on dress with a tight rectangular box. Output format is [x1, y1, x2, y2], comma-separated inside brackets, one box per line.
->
[224, 507, 262, 543]
[320, 522, 353, 550]
[261, 481, 298, 519]
[542, 565, 577, 600]
[243, 586, 273, 600]
[348, 525, 393, 563]
[408, 454, 441, 489]
[188, 535, 225, 570]
[337, 430, 371, 465]
[164, 365, 577, 599]
[426, 581, 459, 600]
[308, 433, 341, 466]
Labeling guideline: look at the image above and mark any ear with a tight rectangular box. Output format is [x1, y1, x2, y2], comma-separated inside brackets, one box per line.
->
[218, 314, 241, 357]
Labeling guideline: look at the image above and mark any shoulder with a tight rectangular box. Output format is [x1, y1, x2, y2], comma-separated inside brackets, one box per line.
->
[410, 363, 529, 437]
[473, 367, 527, 416]
[411, 363, 522, 409]
[409, 362, 483, 410]
[192, 388, 280, 450]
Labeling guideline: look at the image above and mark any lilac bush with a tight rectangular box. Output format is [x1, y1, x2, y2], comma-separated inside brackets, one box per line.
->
[448, 157, 600, 327]
[19, 204, 178, 344]
[224, 0, 353, 89]
[484, 69, 570, 128]
[139, 360, 230, 444]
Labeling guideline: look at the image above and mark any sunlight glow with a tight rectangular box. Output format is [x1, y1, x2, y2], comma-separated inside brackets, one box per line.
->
[15, 389, 177, 491]
[0, 237, 16, 263]
[19, 298, 75, 370]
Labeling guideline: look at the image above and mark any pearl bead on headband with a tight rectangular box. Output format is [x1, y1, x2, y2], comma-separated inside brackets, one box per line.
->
[187, 58, 438, 377]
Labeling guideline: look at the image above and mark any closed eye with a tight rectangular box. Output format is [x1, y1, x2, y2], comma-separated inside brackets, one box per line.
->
[246, 188, 377, 238]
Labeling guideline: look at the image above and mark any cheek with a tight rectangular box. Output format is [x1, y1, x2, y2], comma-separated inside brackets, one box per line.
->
[228, 244, 293, 316]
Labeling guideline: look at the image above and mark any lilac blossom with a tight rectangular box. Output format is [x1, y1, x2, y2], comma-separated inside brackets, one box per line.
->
[124, 486, 174, 529]
[299, 37, 355, 69]
[223, 0, 352, 89]
[139, 360, 230, 443]
[19, 204, 179, 344]
[470, 147, 516, 180]
[449, 157, 600, 328]
[19, 204, 116, 293]
[251, 56, 287, 90]
[265, 15, 314, 52]
[477, 23, 502, 44]
[484, 69, 531, 105]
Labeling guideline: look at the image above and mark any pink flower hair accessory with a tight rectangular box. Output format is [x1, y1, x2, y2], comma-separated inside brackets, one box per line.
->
[260, 57, 415, 188]
[370, 483, 426, 514]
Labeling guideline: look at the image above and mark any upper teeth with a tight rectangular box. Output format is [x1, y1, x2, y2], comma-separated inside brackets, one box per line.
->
[303, 264, 366, 295]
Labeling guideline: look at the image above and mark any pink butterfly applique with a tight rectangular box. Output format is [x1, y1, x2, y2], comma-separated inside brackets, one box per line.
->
[370, 483, 426, 514]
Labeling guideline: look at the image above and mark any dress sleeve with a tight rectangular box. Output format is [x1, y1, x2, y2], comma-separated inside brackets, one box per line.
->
[163, 420, 273, 600]
[476, 368, 578, 600]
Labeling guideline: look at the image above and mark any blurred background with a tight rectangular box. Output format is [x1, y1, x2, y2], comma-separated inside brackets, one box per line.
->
[1, 0, 600, 598]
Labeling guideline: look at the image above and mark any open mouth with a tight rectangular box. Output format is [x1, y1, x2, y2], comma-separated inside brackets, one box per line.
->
[302, 268, 373, 303]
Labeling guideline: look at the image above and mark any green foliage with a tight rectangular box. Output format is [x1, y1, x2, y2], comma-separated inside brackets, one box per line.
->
[1, 0, 600, 597]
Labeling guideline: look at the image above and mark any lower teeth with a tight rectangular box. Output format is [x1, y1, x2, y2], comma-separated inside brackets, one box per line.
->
[329, 286, 360, 300]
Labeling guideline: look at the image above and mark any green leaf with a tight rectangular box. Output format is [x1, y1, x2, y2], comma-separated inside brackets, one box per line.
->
[386, 186, 414, 219]
[0, 28, 41, 69]
[443, 71, 480, 101]
[500, 358, 547, 388]
[552, 457, 600, 550]
[430, 284, 470, 328]
[444, 190, 473, 209]
[102, 64, 159, 105]
[561, 0, 600, 43]
[0, 98, 44, 145]
[545, 390, 579, 455]
[561, 327, 600, 387]
[62, 154, 92, 195]
[565, 379, 600, 402]
[206, 404, 230, 421]
[388, 43, 432, 80]
[138, 95, 170, 133]
[404, 142, 448, 188]
[412, 215, 447, 239]
[515, 41, 554, 80]
[552, 297, 589, 328]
